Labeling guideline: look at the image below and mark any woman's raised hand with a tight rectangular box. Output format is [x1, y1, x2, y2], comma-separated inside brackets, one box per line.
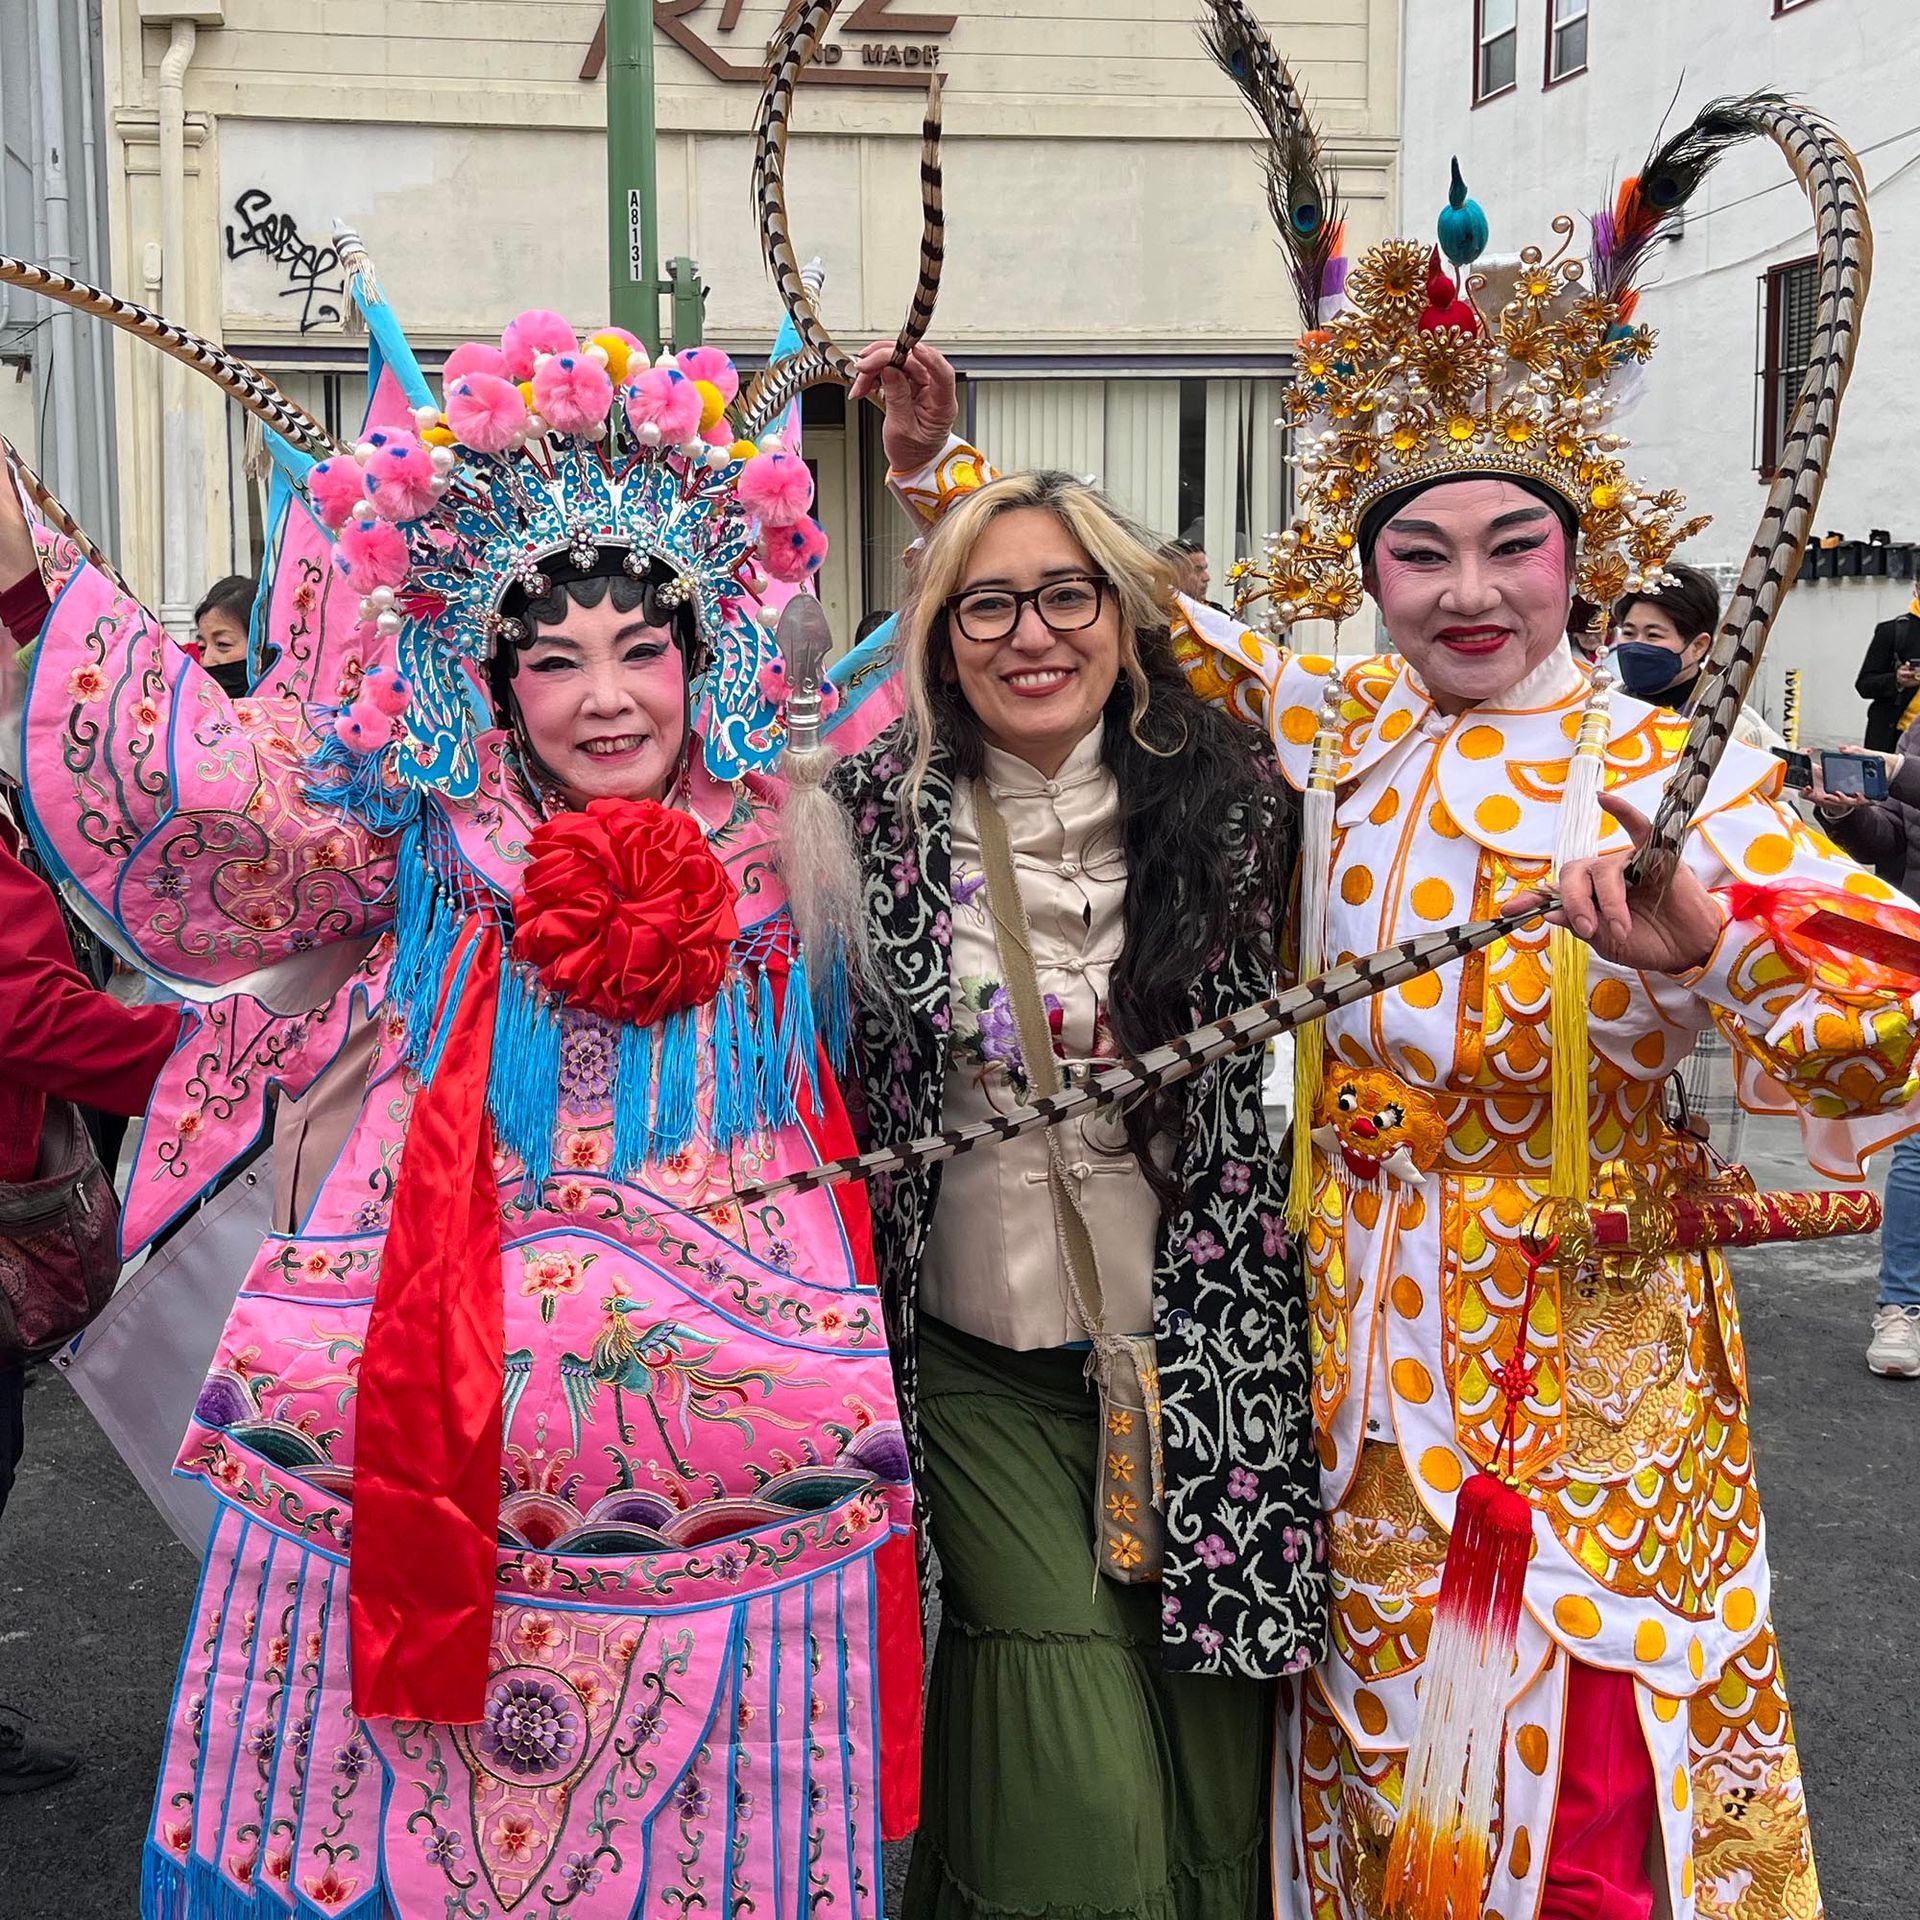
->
[848, 342, 958, 475]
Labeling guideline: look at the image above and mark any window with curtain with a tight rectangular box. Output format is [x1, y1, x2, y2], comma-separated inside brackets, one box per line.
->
[1545, 0, 1587, 83]
[1476, 0, 1518, 102]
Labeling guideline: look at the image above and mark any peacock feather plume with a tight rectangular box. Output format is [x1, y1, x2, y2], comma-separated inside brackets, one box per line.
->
[1199, 0, 1346, 330]
[1589, 91, 1791, 315]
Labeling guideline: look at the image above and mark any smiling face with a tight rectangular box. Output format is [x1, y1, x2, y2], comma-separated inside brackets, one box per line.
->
[508, 588, 689, 807]
[1364, 478, 1576, 712]
[943, 505, 1122, 776]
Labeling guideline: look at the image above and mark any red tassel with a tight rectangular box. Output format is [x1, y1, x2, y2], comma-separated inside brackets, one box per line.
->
[1383, 1469, 1534, 1920]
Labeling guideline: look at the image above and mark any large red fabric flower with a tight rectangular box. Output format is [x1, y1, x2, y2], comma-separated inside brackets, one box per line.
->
[512, 798, 739, 1026]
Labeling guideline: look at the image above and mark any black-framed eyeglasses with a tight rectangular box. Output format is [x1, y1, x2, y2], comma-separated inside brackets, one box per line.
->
[944, 574, 1110, 644]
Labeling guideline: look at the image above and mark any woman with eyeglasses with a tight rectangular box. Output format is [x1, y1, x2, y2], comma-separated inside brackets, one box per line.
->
[830, 466, 1325, 1919]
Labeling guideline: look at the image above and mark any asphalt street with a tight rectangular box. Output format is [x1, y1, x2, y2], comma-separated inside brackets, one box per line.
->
[0, 1116, 1912, 1917]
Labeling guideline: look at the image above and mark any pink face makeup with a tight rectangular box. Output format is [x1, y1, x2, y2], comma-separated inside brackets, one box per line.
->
[1365, 477, 1576, 712]
[510, 596, 689, 807]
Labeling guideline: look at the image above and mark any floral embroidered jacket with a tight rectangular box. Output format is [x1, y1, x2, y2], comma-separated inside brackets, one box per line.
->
[18, 528, 919, 1920]
[831, 726, 1328, 1680]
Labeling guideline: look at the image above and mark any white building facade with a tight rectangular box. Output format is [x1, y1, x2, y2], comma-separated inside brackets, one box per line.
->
[65, 0, 1403, 650]
[1402, 0, 1920, 749]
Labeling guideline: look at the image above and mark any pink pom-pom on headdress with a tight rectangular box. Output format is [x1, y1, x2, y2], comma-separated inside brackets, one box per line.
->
[756, 657, 788, 708]
[363, 432, 440, 523]
[308, 457, 366, 531]
[623, 365, 703, 444]
[531, 351, 615, 436]
[441, 341, 508, 389]
[499, 309, 578, 382]
[333, 697, 390, 755]
[445, 372, 528, 453]
[675, 346, 739, 403]
[736, 449, 814, 529]
[360, 662, 413, 717]
[758, 515, 828, 583]
[333, 519, 412, 594]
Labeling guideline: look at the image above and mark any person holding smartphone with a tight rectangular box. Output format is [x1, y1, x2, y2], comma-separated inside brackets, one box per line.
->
[1854, 594, 1920, 751]
[1810, 731, 1920, 1374]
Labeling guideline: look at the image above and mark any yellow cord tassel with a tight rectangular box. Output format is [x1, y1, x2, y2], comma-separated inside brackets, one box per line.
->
[1286, 696, 1341, 1234]
[1547, 664, 1612, 1198]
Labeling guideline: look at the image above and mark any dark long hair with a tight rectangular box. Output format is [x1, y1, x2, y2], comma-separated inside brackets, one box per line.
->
[901, 472, 1289, 1206]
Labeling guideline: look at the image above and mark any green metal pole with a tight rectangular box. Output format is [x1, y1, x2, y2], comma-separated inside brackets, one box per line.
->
[605, 0, 661, 354]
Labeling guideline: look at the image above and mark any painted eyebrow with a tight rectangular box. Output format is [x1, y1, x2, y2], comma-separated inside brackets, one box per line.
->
[1382, 518, 1444, 538]
[1490, 507, 1552, 531]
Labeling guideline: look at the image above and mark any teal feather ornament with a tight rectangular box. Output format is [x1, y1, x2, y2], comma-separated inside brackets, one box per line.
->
[1438, 157, 1489, 269]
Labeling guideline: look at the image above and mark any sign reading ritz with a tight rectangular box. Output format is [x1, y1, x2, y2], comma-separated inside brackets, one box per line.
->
[586, 1, 954, 88]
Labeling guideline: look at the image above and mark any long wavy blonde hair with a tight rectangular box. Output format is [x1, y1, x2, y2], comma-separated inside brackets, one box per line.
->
[892, 469, 1180, 816]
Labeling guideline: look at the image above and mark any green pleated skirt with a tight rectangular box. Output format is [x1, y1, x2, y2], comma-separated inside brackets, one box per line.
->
[905, 1316, 1275, 1920]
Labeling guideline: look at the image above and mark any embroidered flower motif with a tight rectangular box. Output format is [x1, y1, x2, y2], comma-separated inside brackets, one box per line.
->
[1106, 1488, 1140, 1525]
[490, 1813, 536, 1864]
[1198, 1533, 1237, 1569]
[1193, 1624, 1224, 1656]
[1161, 1593, 1181, 1626]
[558, 1017, 617, 1113]
[817, 1308, 845, 1335]
[1219, 1160, 1251, 1195]
[563, 1853, 603, 1895]
[1184, 1229, 1226, 1266]
[676, 1773, 710, 1819]
[333, 1737, 371, 1781]
[512, 798, 738, 1026]
[764, 1237, 796, 1271]
[65, 664, 105, 702]
[628, 1699, 663, 1745]
[144, 864, 186, 900]
[553, 1179, 593, 1215]
[1107, 1532, 1145, 1571]
[560, 1131, 608, 1171]
[1282, 1523, 1313, 1564]
[520, 1248, 589, 1324]
[131, 698, 161, 731]
[352, 1200, 388, 1233]
[890, 848, 920, 897]
[264, 1846, 292, 1885]
[304, 1864, 358, 1908]
[1260, 1212, 1287, 1259]
[1227, 1467, 1260, 1502]
[516, 1612, 562, 1658]
[175, 1110, 203, 1139]
[423, 1826, 465, 1869]
[479, 1673, 582, 1779]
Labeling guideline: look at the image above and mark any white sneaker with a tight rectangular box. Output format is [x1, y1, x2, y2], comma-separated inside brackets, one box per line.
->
[1867, 1305, 1920, 1378]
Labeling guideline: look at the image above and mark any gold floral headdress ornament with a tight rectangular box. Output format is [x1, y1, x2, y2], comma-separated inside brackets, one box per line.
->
[1211, 71, 1822, 632]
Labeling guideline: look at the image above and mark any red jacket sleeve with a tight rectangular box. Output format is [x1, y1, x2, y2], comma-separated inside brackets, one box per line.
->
[0, 835, 179, 1117]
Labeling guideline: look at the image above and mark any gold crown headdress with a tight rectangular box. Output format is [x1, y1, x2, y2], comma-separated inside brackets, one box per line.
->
[1204, 17, 1831, 634]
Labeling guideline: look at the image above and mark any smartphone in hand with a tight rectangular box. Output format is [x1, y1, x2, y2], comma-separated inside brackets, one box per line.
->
[1819, 750, 1889, 800]
[1772, 747, 1814, 792]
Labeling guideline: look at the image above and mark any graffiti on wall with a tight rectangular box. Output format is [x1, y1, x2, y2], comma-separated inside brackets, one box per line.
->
[223, 189, 344, 333]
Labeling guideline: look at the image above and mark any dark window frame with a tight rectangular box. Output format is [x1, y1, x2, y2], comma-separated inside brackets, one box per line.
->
[1756, 255, 1818, 478]
[1473, 0, 1518, 105]
[1543, 0, 1588, 86]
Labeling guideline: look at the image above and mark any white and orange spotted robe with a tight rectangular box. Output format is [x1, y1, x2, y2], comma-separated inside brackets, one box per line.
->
[1181, 608, 1920, 1920]
[889, 438, 1916, 1920]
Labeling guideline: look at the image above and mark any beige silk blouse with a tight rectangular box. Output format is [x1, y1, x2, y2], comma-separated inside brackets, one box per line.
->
[919, 731, 1161, 1349]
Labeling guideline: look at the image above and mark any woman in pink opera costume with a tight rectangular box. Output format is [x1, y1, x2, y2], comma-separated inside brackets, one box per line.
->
[0, 303, 920, 1918]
